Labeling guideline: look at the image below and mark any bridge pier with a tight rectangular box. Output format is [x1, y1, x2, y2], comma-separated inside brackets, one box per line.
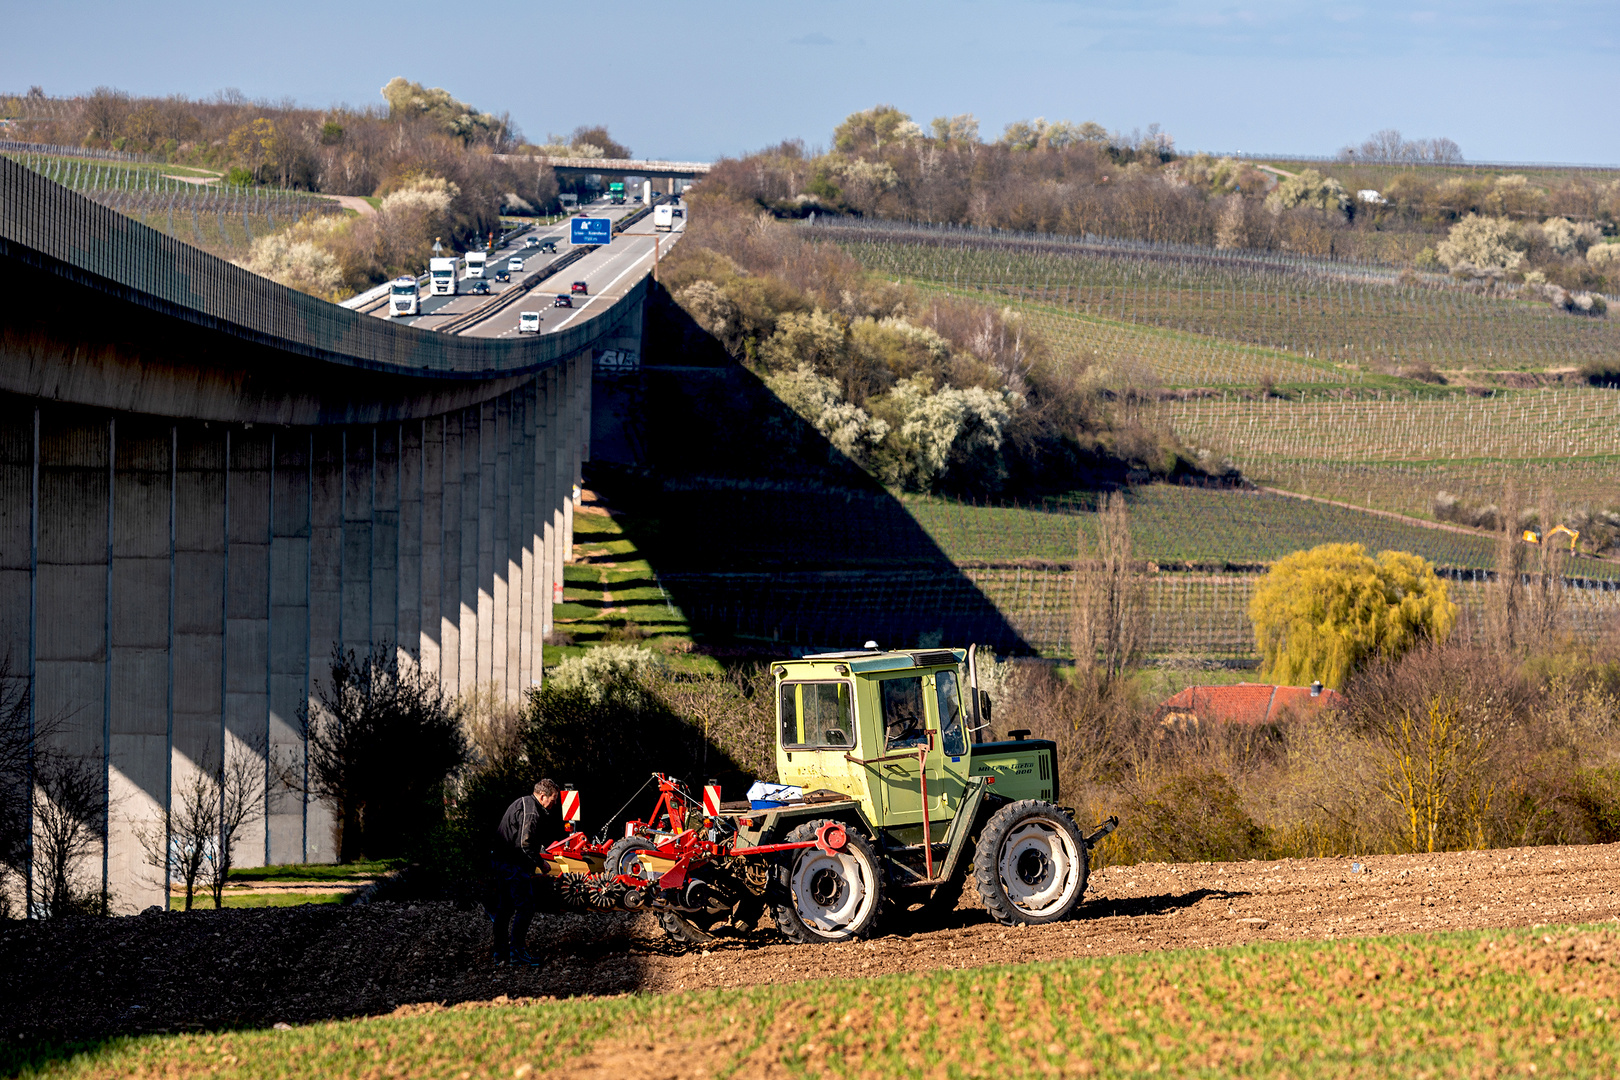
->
[4, 363, 591, 912]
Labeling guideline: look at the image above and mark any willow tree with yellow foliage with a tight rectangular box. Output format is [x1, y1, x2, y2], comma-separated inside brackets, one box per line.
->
[1248, 544, 1457, 689]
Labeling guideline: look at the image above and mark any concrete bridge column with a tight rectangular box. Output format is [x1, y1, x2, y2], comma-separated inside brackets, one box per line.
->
[267, 433, 310, 867]
[305, 430, 342, 864]
[518, 382, 539, 690]
[108, 416, 173, 911]
[224, 430, 272, 872]
[540, 368, 560, 637]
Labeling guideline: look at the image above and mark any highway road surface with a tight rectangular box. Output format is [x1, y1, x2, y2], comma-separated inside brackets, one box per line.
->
[372, 196, 684, 336]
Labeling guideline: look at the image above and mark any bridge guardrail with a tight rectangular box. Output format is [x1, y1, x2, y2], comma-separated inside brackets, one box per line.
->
[0, 157, 644, 380]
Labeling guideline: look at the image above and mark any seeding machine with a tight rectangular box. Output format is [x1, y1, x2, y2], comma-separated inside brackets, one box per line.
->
[535, 644, 1118, 946]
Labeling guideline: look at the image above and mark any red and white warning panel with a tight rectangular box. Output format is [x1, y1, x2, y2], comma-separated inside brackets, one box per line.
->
[562, 787, 580, 825]
[703, 783, 722, 818]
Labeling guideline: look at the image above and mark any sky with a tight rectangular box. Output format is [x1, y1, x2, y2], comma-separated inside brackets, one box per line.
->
[4, 0, 1617, 164]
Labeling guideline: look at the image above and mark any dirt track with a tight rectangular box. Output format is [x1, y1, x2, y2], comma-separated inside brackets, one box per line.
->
[638, 842, 1620, 995]
[5, 843, 1619, 1043]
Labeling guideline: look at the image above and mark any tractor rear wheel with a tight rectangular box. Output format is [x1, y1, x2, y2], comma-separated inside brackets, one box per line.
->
[974, 800, 1088, 925]
[604, 835, 658, 879]
[771, 819, 884, 944]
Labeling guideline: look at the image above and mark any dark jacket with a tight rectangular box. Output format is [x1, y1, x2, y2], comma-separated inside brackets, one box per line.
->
[495, 794, 562, 869]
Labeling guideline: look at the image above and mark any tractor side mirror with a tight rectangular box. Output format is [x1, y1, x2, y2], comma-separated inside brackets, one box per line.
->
[979, 690, 992, 722]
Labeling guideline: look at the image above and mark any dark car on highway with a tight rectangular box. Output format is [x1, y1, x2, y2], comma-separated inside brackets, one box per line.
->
[571, 281, 588, 294]
[540, 240, 557, 253]
[494, 270, 510, 283]
[553, 294, 572, 308]
[471, 280, 491, 295]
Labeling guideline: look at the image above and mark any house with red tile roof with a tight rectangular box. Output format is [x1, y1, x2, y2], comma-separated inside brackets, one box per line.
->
[1158, 682, 1343, 728]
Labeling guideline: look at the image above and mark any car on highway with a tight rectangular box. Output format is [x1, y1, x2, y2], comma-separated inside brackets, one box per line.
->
[519, 311, 541, 333]
[553, 294, 572, 308]
[571, 281, 588, 295]
[494, 269, 510, 283]
[540, 239, 558, 253]
[507, 257, 524, 274]
[470, 280, 491, 295]
[672, 207, 684, 218]
[524, 235, 540, 248]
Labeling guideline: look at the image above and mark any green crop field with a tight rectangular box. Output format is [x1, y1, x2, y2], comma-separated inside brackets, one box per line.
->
[1156, 388, 1620, 463]
[970, 565, 1620, 660]
[833, 227, 1620, 380]
[810, 221, 1620, 659]
[15, 924, 1620, 1079]
[899, 485, 1532, 572]
[6, 153, 343, 258]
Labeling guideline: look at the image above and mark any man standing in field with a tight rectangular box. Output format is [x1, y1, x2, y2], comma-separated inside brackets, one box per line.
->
[488, 778, 562, 966]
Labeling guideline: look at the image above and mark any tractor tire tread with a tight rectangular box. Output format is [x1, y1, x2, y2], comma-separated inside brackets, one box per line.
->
[770, 818, 884, 945]
[973, 799, 1089, 926]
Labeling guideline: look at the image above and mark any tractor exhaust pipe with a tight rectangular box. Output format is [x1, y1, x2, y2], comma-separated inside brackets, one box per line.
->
[967, 643, 991, 741]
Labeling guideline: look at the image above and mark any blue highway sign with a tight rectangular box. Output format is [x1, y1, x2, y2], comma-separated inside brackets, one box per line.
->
[570, 217, 612, 245]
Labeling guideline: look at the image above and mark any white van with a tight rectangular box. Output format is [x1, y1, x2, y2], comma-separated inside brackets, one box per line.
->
[518, 311, 541, 334]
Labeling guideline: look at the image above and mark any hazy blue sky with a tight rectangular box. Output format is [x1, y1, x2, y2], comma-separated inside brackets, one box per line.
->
[5, 0, 1616, 163]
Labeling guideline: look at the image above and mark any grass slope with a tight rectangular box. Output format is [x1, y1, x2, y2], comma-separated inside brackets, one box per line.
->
[17, 924, 1620, 1079]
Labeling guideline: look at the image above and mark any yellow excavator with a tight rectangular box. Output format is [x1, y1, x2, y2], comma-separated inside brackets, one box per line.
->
[1522, 524, 1580, 553]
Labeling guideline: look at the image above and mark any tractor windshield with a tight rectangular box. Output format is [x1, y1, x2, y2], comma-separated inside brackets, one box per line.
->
[779, 681, 855, 749]
[935, 671, 966, 757]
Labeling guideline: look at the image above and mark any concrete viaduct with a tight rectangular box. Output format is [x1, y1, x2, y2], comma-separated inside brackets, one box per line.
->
[0, 159, 648, 912]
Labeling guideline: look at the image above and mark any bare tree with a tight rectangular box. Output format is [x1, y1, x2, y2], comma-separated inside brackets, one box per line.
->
[1524, 494, 1569, 649]
[1069, 491, 1146, 684]
[31, 754, 106, 918]
[1486, 484, 1528, 654]
[138, 764, 214, 911]
[136, 736, 279, 911]
[0, 656, 32, 917]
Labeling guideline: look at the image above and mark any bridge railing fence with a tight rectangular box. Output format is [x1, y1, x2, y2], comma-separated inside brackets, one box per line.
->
[0, 156, 642, 378]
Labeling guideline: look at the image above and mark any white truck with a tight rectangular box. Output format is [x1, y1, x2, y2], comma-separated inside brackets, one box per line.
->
[428, 257, 458, 296]
[465, 250, 487, 278]
[389, 276, 420, 316]
[653, 204, 674, 232]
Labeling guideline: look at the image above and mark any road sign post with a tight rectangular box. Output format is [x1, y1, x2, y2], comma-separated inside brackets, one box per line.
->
[570, 217, 612, 246]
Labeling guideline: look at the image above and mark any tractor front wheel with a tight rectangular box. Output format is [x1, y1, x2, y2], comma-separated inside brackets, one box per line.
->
[771, 819, 884, 944]
[974, 800, 1088, 925]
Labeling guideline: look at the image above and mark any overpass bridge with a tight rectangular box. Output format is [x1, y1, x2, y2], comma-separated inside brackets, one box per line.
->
[501, 155, 713, 185]
[0, 158, 666, 912]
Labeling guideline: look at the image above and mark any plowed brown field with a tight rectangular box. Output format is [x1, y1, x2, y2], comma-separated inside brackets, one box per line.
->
[5, 842, 1619, 1046]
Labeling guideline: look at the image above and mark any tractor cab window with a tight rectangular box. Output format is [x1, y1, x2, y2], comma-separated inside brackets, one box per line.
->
[779, 681, 855, 749]
[881, 676, 928, 749]
[935, 671, 966, 757]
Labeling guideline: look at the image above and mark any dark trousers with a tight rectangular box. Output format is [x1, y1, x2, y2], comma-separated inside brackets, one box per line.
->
[489, 858, 539, 958]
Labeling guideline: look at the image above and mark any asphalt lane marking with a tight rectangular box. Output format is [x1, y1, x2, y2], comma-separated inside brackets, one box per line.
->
[546, 237, 663, 332]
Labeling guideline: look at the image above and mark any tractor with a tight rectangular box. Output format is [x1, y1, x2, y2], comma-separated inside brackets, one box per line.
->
[566, 644, 1117, 946]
